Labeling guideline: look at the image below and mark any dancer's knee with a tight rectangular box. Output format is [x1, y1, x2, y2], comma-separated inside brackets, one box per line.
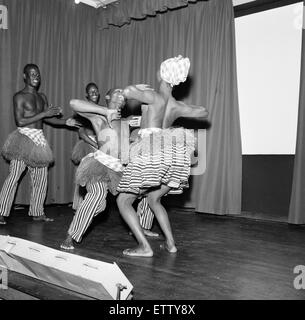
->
[147, 194, 161, 211]
[117, 193, 134, 210]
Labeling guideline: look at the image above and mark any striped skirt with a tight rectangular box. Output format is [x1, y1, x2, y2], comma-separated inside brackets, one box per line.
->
[117, 127, 195, 195]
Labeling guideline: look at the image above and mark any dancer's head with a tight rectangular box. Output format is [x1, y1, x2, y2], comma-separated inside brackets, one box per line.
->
[85, 82, 100, 104]
[105, 88, 125, 110]
[159, 55, 190, 87]
[23, 64, 40, 88]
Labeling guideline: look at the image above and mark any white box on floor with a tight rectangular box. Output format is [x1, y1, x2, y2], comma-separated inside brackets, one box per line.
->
[0, 235, 133, 300]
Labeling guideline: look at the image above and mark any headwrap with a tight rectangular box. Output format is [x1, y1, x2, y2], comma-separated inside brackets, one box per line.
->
[160, 55, 190, 87]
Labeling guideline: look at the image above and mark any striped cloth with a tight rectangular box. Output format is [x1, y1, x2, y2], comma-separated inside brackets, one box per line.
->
[117, 127, 195, 195]
[17, 127, 47, 147]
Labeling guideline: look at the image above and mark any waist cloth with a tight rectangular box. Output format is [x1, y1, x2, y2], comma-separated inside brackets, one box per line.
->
[117, 127, 195, 195]
[2, 127, 54, 167]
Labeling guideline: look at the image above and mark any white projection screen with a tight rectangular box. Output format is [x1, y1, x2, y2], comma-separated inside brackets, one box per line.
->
[235, 2, 303, 155]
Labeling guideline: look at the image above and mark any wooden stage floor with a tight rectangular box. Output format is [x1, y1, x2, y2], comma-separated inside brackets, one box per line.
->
[0, 204, 305, 300]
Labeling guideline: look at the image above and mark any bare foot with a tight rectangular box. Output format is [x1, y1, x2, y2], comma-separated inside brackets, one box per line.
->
[143, 229, 159, 237]
[129, 229, 159, 238]
[33, 214, 54, 222]
[160, 242, 177, 253]
[0, 216, 6, 225]
[123, 246, 153, 257]
[60, 236, 75, 250]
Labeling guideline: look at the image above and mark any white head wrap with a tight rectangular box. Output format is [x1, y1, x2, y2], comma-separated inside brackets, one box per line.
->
[160, 55, 190, 87]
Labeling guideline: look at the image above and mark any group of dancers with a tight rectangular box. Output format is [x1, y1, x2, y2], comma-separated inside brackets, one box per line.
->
[0, 56, 208, 257]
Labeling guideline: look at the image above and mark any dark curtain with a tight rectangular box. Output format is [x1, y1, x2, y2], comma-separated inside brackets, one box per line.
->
[96, 0, 201, 29]
[288, 1, 305, 224]
[0, 0, 99, 204]
[0, 0, 242, 215]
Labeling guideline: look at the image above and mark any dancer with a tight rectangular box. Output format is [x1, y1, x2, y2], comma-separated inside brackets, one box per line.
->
[116, 55, 209, 257]
[71, 83, 100, 210]
[61, 88, 158, 250]
[60, 88, 125, 250]
[0, 64, 78, 225]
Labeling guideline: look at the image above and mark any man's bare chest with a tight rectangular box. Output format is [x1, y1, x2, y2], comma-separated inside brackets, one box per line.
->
[23, 94, 44, 114]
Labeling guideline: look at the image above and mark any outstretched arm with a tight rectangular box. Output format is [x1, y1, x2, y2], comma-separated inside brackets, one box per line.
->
[70, 99, 120, 128]
[122, 85, 155, 105]
[177, 102, 209, 120]
[40, 94, 80, 128]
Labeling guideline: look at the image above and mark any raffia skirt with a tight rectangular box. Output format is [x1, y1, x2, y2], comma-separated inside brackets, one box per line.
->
[75, 156, 123, 196]
[2, 130, 54, 168]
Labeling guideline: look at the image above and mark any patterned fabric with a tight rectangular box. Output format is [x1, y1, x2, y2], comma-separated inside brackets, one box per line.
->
[89, 150, 124, 172]
[0, 159, 47, 217]
[117, 127, 195, 195]
[160, 55, 190, 87]
[68, 181, 108, 242]
[137, 197, 154, 230]
[17, 127, 47, 146]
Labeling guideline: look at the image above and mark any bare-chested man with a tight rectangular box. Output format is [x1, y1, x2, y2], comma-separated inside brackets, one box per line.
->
[60, 88, 127, 250]
[116, 55, 209, 257]
[61, 88, 158, 250]
[71, 83, 100, 210]
[0, 64, 78, 225]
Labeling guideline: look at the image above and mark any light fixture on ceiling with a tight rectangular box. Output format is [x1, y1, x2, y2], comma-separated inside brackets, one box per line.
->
[74, 0, 119, 9]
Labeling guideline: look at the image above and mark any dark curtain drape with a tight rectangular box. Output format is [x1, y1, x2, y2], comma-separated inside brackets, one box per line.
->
[288, 1, 305, 224]
[0, 0, 241, 215]
[96, 0, 202, 29]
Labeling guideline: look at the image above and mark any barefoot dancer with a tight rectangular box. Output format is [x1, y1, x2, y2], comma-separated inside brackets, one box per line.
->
[116, 55, 209, 257]
[0, 64, 78, 225]
[60, 89, 123, 250]
[61, 89, 158, 250]
[71, 83, 99, 210]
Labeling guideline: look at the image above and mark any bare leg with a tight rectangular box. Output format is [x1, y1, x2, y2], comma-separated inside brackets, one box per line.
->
[117, 193, 153, 257]
[147, 185, 177, 253]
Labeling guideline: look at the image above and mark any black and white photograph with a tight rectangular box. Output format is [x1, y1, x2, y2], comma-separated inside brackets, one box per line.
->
[0, 0, 305, 307]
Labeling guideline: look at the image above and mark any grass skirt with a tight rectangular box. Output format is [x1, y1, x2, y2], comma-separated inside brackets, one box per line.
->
[2, 130, 54, 167]
[75, 156, 122, 196]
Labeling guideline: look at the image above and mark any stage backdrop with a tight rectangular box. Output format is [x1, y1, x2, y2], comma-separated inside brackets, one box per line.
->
[0, 0, 241, 215]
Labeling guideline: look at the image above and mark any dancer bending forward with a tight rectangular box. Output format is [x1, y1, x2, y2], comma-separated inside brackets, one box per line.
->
[116, 55, 208, 257]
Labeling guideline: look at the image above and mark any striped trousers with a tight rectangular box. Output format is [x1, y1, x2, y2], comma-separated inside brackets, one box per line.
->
[137, 197, 155, 230]
[0, 159, 48, 217]
[68, 181, 108, 242]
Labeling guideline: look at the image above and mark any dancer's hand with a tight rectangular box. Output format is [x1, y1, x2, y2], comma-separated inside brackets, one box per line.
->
[65, 118, 82, 128]
[44, 104, 62, 118]
[107, 109, 120, 128]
